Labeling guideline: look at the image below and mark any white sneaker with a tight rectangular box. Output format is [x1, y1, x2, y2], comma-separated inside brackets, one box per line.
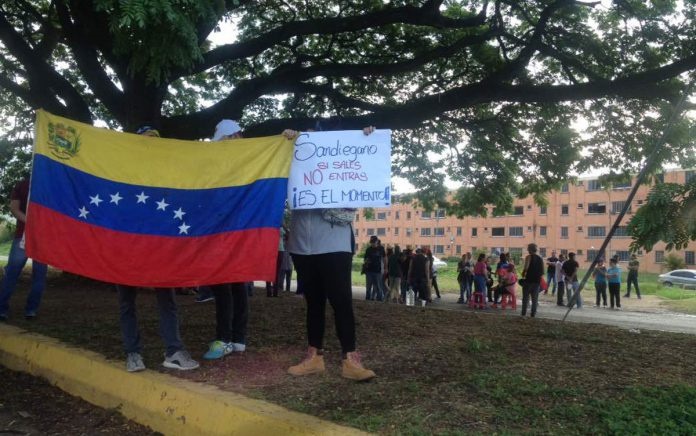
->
[163, 350, 200, 370]
[126, 352, 145, 372]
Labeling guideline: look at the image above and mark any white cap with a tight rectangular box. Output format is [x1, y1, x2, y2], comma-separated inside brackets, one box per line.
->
[212, 119, 241, 141]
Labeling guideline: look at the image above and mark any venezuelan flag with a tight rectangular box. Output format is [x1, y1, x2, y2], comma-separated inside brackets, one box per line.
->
[25, 110, 293, 287]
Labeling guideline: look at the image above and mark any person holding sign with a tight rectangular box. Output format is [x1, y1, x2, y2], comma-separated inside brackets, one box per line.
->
[287, 121, 376, 382]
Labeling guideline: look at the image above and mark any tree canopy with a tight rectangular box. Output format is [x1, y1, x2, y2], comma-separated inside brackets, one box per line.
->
[1, 0, 695, 222]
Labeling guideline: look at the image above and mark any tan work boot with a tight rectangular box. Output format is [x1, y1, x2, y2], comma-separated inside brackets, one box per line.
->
[342, 352, 376, 381]
[288, 348, 325, 376]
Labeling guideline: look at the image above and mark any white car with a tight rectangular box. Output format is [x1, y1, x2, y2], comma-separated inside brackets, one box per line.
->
[658, 269, 696, 288]
[431, 256, 447, 267]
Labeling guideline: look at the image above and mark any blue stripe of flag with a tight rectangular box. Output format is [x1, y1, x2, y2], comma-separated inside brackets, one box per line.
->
[30, 154, 287, 237]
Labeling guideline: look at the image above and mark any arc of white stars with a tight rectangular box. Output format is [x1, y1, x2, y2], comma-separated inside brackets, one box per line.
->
[178, 222, 190, 235]
[136, 191, 149, 204]
[156, 198, 170, 211]
[173, 207, 186, 220]
[78, 206, 89, 219]
[110, 192, 123, 205]
[89, 194, 103, 206]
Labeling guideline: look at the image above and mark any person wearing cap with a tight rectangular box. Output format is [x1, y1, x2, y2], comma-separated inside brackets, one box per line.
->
[286, 119, 376, 382]
[202, 119, 249, 360]
[116, 125, 199, 372]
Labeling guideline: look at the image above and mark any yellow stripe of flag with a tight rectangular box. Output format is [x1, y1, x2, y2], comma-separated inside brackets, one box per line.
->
[34, 110, 293, 189]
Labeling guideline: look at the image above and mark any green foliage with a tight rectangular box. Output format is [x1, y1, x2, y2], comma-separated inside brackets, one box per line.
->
[0, 137, 32, 216]
[664, 252, 686, 271]
[628, 179, 696, 252]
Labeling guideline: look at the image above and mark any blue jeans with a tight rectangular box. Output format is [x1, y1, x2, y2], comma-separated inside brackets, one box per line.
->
[365, 272, 383, 301]
[0, 238, 48, 316]
[118, 285, 183, 357]
[546, 271, 557, 294]
[459, 276, 472, 302]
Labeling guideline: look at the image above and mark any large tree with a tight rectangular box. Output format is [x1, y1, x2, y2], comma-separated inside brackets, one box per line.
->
[1, 0, 695, 219]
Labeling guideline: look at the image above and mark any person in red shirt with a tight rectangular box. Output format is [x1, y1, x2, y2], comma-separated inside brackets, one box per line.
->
[0, 176, 48, 320]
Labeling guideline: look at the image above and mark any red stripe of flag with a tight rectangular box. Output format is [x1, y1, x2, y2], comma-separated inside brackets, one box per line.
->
[26, 203, 279, 287]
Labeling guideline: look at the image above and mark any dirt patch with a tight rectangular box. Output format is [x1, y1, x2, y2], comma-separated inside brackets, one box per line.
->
[2, 271, 696, 434]
[0, 366, 158, 435]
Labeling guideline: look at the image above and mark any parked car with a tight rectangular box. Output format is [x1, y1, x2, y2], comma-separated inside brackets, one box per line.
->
[431, 256, 447, 267]
[658, 269, 696, 288]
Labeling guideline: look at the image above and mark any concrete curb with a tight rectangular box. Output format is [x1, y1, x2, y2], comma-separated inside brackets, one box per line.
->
[0, 324, 367, 435]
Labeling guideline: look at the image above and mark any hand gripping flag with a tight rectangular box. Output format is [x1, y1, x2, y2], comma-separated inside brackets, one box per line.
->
[25, 110, 293, 287]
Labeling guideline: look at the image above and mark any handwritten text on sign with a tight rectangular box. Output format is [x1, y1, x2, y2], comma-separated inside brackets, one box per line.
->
[288, 129, 392, 209]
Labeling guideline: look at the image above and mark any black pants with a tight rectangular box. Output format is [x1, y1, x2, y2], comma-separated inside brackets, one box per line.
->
[521, 282, 540, 317]
[431, 277, 441, 298]
[626, 272, 640, 297]
[609, 282, 621, 308]
[556, 280, 565, 305]
[595, 282, 607, 306]
[292, 252, 356, 354]
[211, 283, 248, 344]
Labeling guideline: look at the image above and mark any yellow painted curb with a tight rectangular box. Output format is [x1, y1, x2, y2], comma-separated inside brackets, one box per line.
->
[0, 324, 367, 435]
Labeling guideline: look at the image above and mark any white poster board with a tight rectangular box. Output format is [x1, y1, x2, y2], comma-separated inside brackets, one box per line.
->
[288, 129, 392, 209]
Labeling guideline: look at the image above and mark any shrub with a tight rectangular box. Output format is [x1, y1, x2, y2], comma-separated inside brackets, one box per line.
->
[664, 253, 685, 271]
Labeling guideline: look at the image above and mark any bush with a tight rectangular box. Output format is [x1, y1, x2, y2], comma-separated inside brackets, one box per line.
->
[664, 253, 685, 271]
[0, 221, 14, 243]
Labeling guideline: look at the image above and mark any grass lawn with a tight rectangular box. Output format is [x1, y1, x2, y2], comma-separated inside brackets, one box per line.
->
[3, 271, 696, 434]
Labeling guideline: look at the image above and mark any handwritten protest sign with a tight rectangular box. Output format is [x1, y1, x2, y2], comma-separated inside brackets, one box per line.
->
[288, 129, 391, 209]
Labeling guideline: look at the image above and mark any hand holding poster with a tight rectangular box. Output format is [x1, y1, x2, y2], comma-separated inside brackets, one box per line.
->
[288, 129, 392, 209]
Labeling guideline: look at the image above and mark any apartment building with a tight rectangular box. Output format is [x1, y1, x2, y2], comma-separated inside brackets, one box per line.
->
[353, 169, 696, 273]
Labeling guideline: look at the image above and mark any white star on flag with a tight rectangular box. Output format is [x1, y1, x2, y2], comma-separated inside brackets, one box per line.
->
[110, 192, 123, 205]
[78, 206, 89, 219]
[178, 222, 190, 234]
[89, 194, 103, 206]
[136, 191, 149, 203]
[173, 208, 186, 220]
[156, 199, 170, 211]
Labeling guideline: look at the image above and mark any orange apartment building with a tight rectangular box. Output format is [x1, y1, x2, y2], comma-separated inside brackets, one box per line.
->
[353, 169, 696, 273]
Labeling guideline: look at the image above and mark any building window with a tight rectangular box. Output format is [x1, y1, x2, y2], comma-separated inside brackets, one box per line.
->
[471, 227, 478, 237]
[509, 247, 523, 263]
[587, 249, 604, 262]
[561, 205, 569, 215]
[406, 211, 412, 220]
[611, 201, 630, 214]
[376, 212, 387, 220]
[577, 226, 583, 232]
[561, 183, 569, 193]
[421, 211, 432, 219]
[686, 251, 695, 265]
[686, 170, 696, 183]
[560, 249, 569, 257]
[540, 205, 547, 215]
[492, 227, 505, 237]
[406, 228, 412, 237]
[655, 250, 664, 263]
[456, 245, 462, 254]
[613, 251, 630, 262]
[587, 179, 601, 191]
[434, 227, 445, 236]
[434, 245, 445, 254]
[587, 226, 606, 238]
[578, 203, 584, 209]
[512, 206, 524, 216]
[395, 211, 400, 220]
[509, 226, 523, 237]
[561, 227, 569, 239]
[456, 227, 462, 236]
[420, 228, 431, 237]
[613, 180, 631, 190]
[367, 228, 375, 236]
[588, 202, 607, 214]
[394, 227, 399, 236]
[376, 228, 386, 236]
[354, 228, 359, 237]
[614, 226, 629, 237]
[436, 209, 446, 218]
[539, 247, 547, 258]
[540, 226, 547, 236]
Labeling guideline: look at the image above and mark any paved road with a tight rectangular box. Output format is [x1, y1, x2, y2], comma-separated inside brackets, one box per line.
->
[260, 281, 696, 336]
